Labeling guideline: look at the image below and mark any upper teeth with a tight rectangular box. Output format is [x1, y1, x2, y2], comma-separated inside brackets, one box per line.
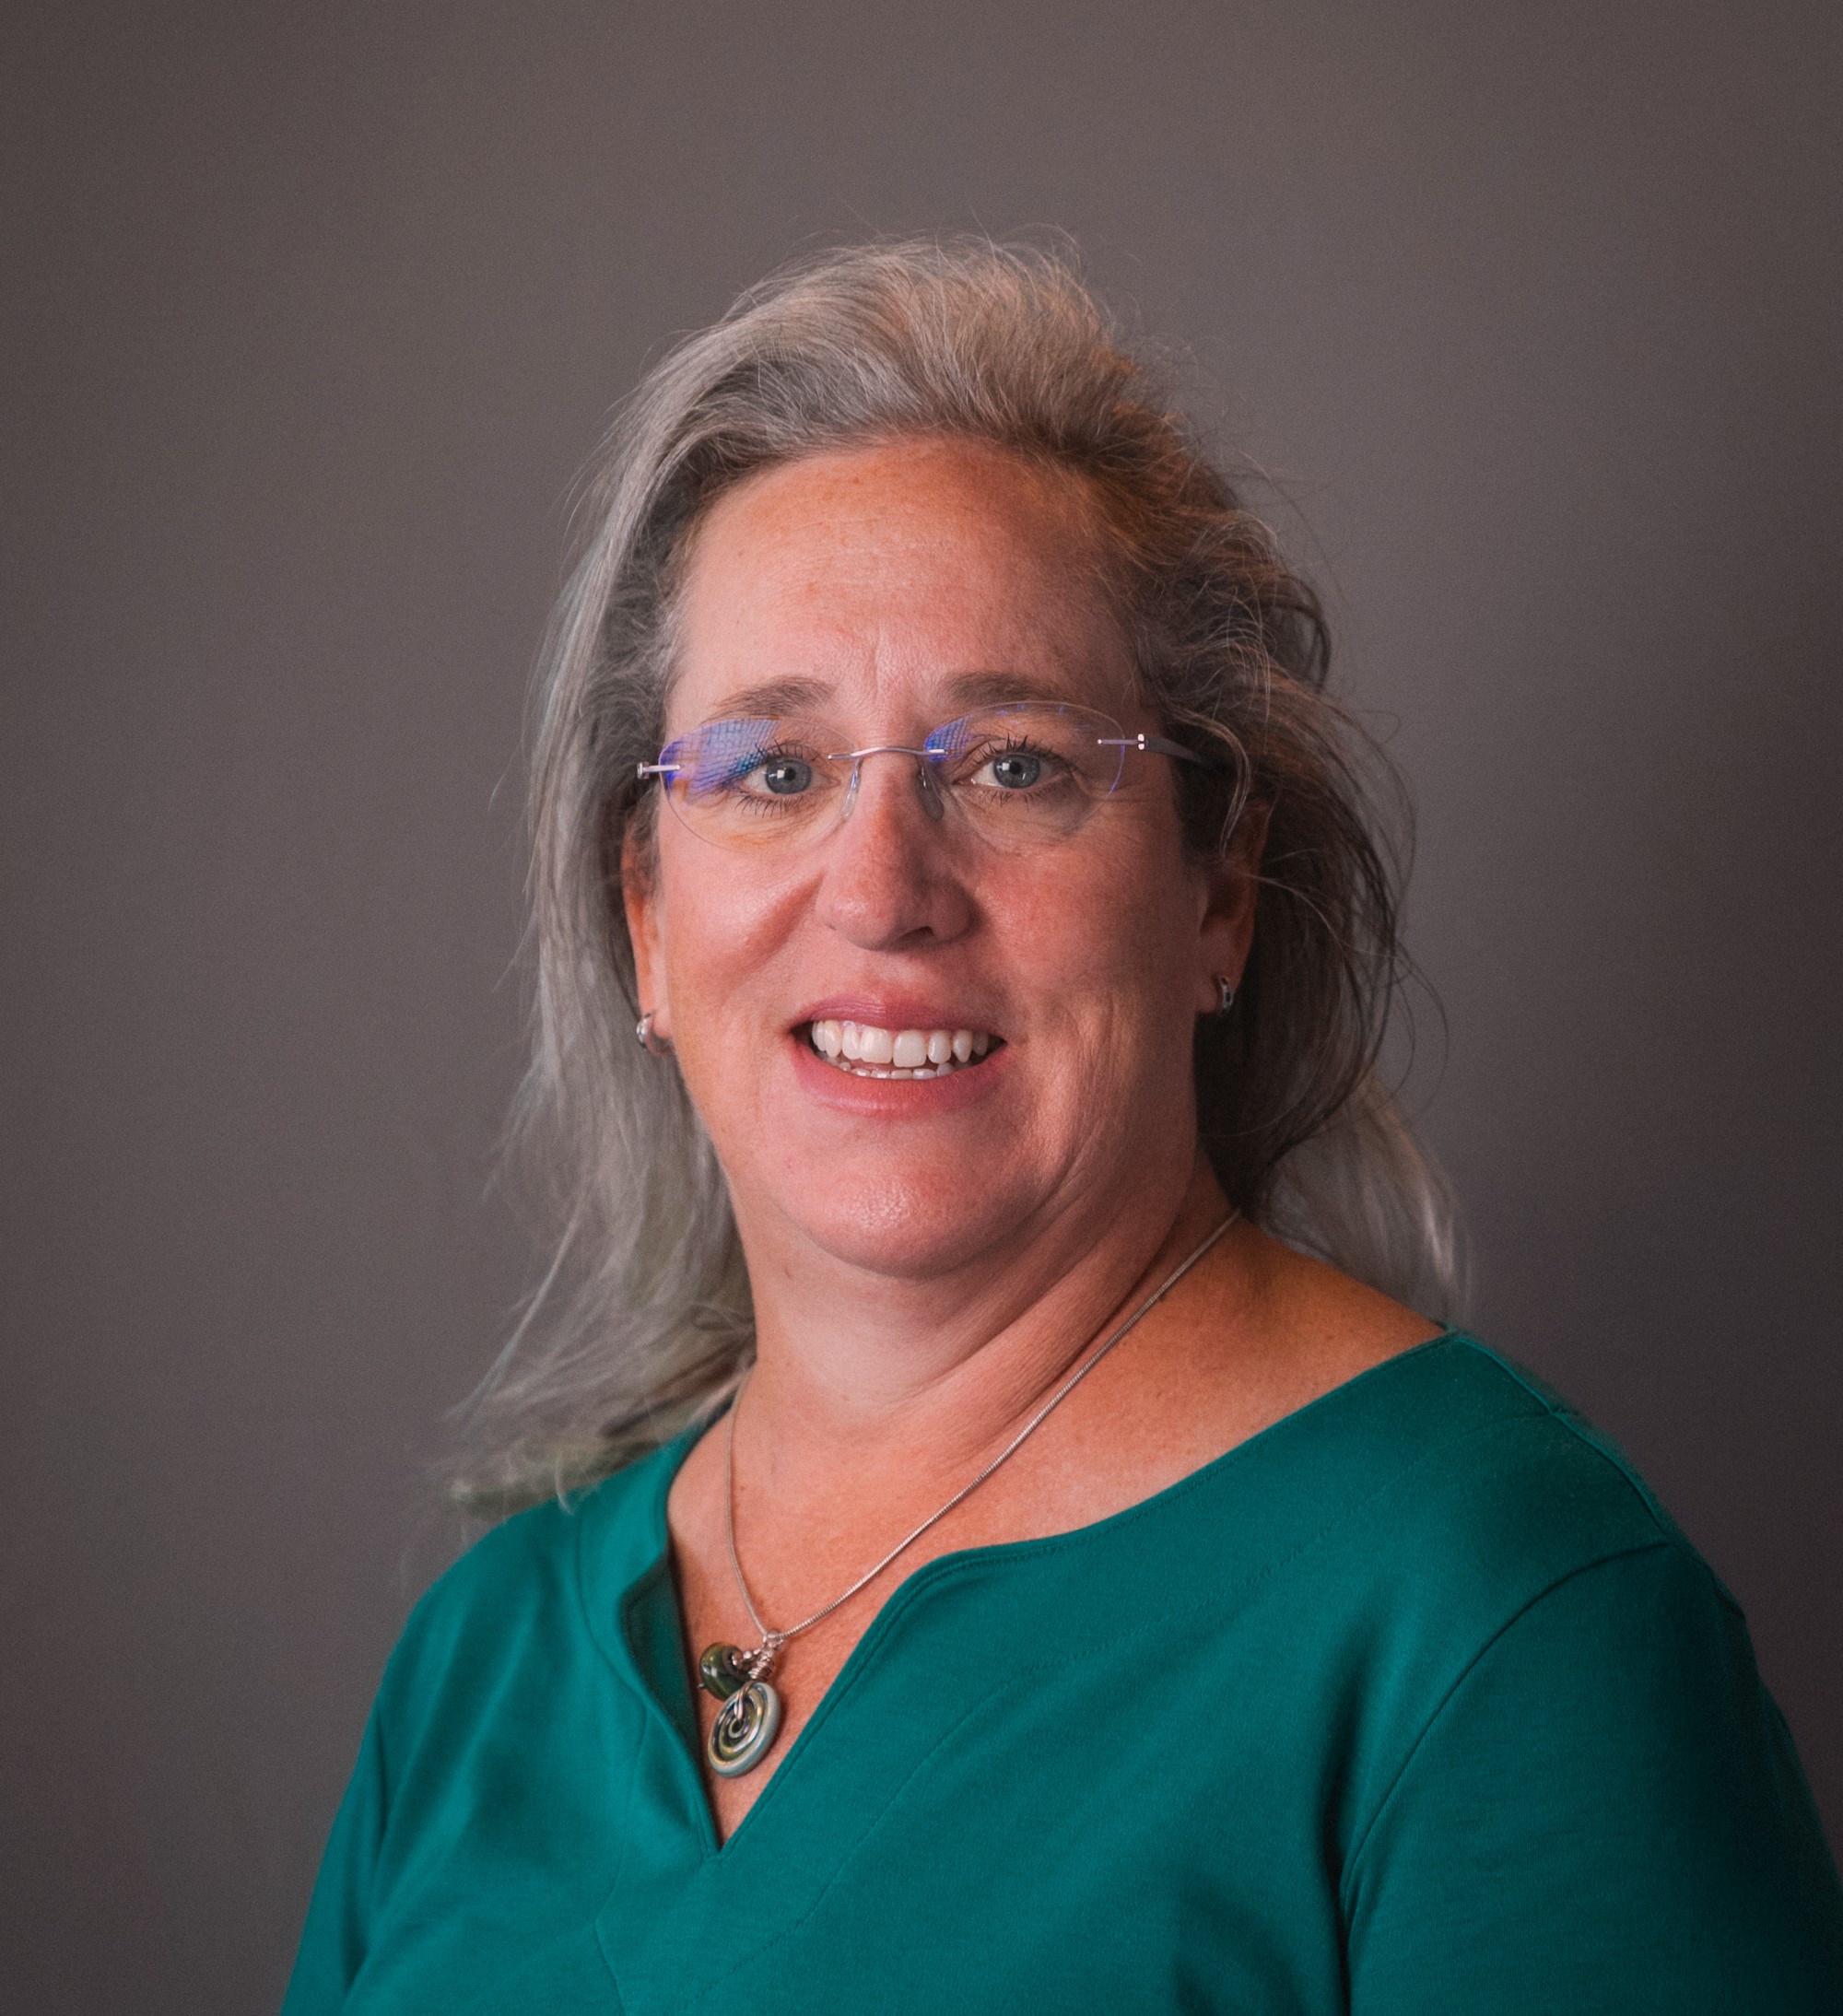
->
[810, 1020, 992, 1076]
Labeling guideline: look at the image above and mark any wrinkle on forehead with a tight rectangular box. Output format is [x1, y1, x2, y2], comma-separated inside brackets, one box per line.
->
[665, 438, 1140, 735]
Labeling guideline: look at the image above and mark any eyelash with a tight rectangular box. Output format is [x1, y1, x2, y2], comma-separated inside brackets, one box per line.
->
[963, 735, 1067, 781]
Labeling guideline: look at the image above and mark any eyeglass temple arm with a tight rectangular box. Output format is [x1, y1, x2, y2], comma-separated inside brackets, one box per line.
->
[1097, 733, 1227, 772]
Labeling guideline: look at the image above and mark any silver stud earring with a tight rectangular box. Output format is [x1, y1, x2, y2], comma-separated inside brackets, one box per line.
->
[1214, 976, 1236, 1015]
[635, 1013, 675, 1057]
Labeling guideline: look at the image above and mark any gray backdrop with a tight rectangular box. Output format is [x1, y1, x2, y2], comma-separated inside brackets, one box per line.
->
[5, 2, 1838, 2008]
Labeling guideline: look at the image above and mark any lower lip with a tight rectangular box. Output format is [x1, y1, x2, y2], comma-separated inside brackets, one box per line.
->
[788, 1031, 1009, 1116]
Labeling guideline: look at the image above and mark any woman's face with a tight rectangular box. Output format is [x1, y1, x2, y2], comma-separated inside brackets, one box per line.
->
[627, 438, 1254, 1283]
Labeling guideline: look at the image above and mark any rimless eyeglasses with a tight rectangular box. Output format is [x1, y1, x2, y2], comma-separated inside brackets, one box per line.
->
[637, 700, 1225, 856]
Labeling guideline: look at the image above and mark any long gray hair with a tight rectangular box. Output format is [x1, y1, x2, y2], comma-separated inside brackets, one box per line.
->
[455, 239, 1460, 1512]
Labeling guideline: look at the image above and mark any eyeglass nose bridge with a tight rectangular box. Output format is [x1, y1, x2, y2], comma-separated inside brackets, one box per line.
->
[827, 744, 947, 825]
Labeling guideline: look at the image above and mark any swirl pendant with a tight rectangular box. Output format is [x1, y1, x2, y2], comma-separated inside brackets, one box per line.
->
[698, 1639, 785, 1777]
[708, 1677, 782, 1776]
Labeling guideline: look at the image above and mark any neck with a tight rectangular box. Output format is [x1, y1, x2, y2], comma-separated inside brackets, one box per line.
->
[728, 1154, 1233, 1499]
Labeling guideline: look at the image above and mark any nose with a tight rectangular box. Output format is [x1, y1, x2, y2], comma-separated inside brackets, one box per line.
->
[812, 751, 974, 950]
[838, 744, 945, 826]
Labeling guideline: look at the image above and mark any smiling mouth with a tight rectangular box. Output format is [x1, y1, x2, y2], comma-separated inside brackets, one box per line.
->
[804, 1018, 999, 1080]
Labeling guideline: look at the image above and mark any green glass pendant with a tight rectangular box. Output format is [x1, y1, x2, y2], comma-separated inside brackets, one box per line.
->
[698, 1642, 753, 1700]
[708, 1678, 782, 1776]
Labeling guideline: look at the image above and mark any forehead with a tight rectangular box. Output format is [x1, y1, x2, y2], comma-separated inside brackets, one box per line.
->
[668, 438, 1135, 726]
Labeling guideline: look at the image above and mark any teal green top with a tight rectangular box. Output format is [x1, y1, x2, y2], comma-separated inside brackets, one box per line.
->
[284, 1335, 1843, 2013]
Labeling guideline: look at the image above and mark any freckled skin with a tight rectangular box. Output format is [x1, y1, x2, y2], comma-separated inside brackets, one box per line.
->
[624, 439, 1438, 1839]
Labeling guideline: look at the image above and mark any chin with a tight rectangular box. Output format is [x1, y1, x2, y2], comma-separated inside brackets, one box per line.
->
[768, 1165, 1040, 1281]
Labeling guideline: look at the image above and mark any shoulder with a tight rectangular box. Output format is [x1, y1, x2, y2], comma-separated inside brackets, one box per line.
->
[1349, 1330, 1692, 1590]
[1337, 1347, 1843, 1997]
[371, 1445, 675, 1747]
[1266, 1330, 1733, 1752]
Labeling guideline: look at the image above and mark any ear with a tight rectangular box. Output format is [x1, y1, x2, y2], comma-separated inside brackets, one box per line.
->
[1191, 801, 1270, 1015]
[621, 818, 670, 1041]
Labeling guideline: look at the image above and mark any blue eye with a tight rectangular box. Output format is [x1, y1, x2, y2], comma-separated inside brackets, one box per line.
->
[987, 751, 1042, 790]
[757, 756, 814, 795]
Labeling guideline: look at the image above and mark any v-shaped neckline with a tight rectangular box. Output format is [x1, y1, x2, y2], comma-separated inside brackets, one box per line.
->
[595, 1326, 1463, 1860]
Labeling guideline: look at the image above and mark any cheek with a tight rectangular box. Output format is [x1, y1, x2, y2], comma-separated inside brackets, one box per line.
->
[662, 870, 804, 1014]
[1010, 814, 1190, 953]
[996, 834, 1201, 1037]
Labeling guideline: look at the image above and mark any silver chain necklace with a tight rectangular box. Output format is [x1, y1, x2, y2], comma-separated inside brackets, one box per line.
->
[696, 1211, 1239, 1777]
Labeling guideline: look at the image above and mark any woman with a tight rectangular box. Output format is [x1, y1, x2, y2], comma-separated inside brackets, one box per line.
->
[285, 242, 1842, 2012]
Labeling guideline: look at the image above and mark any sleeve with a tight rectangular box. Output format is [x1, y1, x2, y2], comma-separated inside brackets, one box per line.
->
[279, 1705, 390, 2014]
[1344, 1541, 1843, 2015]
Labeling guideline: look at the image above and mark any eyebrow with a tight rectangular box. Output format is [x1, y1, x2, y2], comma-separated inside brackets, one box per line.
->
[698, 677, 834, 723]
[937, 669, 1093, 710]
[697, 669, 1097, 727]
